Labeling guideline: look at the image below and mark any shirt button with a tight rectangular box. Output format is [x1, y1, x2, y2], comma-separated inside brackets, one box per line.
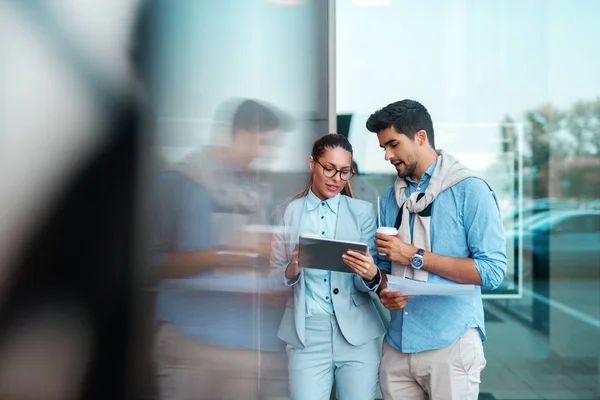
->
[404, 311, 409, 316]
[324, 278, 327, 282]
[326, 296, 329, 300]
[321, 231, 325, 235]
[333, 288, 339, 295]
[321, 216, 324, 219]
[321, 202, 325, 206]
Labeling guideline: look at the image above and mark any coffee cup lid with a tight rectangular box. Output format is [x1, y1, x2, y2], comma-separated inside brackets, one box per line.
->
[377, 227, 398, 233]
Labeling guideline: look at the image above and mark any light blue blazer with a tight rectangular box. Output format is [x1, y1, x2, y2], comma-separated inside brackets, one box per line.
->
[271, 194, 386, 349]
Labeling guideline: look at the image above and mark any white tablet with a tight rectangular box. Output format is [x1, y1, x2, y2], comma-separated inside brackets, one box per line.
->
[298, 234, 369, 274]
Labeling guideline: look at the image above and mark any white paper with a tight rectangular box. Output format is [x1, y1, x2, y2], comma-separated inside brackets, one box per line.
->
[386, 275, 475, 296]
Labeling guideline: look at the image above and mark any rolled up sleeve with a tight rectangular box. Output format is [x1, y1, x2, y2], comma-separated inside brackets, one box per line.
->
[463, 179, 507, 290]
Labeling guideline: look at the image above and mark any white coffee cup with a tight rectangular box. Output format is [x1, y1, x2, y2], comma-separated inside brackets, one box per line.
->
[376, 227, 398, 257]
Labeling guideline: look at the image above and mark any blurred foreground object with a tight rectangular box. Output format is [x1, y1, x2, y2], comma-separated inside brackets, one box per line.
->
[0, 1, 143, 399]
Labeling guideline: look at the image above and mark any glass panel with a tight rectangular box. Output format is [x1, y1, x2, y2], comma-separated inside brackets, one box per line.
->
[337, 1, 600, 399]
[143, 1, 331, 399]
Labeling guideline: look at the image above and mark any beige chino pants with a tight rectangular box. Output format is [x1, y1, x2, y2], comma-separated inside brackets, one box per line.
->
[379, 328, 486, 400]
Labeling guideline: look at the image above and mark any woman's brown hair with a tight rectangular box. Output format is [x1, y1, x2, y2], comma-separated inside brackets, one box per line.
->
[290, 133, 355, 202]
[272, 134, 355, 224]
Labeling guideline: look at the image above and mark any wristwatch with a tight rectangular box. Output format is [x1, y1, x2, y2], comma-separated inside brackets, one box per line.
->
[410, 248, 425, 269]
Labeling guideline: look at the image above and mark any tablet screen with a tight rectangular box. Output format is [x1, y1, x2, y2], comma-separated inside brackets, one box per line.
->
[298, 235, 369, 274]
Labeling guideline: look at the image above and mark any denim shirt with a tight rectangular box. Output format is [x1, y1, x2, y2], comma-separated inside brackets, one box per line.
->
[150, 171, 283, 352]
[377, 162, 507, 353]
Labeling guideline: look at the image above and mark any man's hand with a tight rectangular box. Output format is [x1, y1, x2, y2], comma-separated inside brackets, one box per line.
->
[376, 271, 388, 296]
[342, 250, 378, 281]
[375, 233, 417, 264]
[379, 288, 412, 311]
[240, 232, 274, 260]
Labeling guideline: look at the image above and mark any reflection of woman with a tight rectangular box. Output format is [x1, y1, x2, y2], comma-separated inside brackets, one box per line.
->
[271, 134, 385, 400]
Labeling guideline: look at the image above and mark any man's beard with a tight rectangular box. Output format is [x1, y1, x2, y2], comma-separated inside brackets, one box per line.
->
[397, 160, 417, 179]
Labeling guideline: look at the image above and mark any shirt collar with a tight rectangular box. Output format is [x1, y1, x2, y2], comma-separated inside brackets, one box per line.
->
[306, 187, 340, 214]
[405, 160, 437, 185]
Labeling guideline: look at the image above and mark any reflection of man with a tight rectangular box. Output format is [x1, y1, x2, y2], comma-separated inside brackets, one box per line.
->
[150, 99, 289, 400]
[366, 99, 507, 400]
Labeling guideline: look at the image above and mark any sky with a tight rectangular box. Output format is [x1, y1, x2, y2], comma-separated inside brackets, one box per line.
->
[337, 0, 600, 173]
[144, 0, 600, 174]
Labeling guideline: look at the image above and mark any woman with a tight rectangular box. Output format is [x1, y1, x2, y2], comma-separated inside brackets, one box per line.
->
[271, 134, 385, 400]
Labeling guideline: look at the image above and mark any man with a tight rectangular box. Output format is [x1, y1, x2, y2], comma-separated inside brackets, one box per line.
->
[366, 99, 507, 399]
[150, 98, 290, 400]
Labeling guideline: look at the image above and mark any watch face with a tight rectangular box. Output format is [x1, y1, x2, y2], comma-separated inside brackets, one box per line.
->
[411, 256, 424, 269]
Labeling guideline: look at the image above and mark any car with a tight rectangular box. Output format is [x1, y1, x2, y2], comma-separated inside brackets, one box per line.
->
[502, 199, 576, 231]
[512, 210, 600, 279]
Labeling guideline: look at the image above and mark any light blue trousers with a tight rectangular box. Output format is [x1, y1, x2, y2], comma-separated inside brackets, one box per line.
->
[286, 314, 381, 400]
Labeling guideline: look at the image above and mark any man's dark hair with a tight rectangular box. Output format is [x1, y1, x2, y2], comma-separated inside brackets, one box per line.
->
[232, 99, 280, 133]
[366, 99, 435, 149]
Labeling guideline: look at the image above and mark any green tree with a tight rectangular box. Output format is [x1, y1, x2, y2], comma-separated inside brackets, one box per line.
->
[564, 98, 600, 157]
[500, 99, 600, 199]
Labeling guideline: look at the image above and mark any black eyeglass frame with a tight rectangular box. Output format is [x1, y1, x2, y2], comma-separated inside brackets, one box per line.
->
[315, 159, 355, 181]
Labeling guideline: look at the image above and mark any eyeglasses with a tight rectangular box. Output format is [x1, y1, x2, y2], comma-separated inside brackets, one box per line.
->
[315, 159, 355, 181]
